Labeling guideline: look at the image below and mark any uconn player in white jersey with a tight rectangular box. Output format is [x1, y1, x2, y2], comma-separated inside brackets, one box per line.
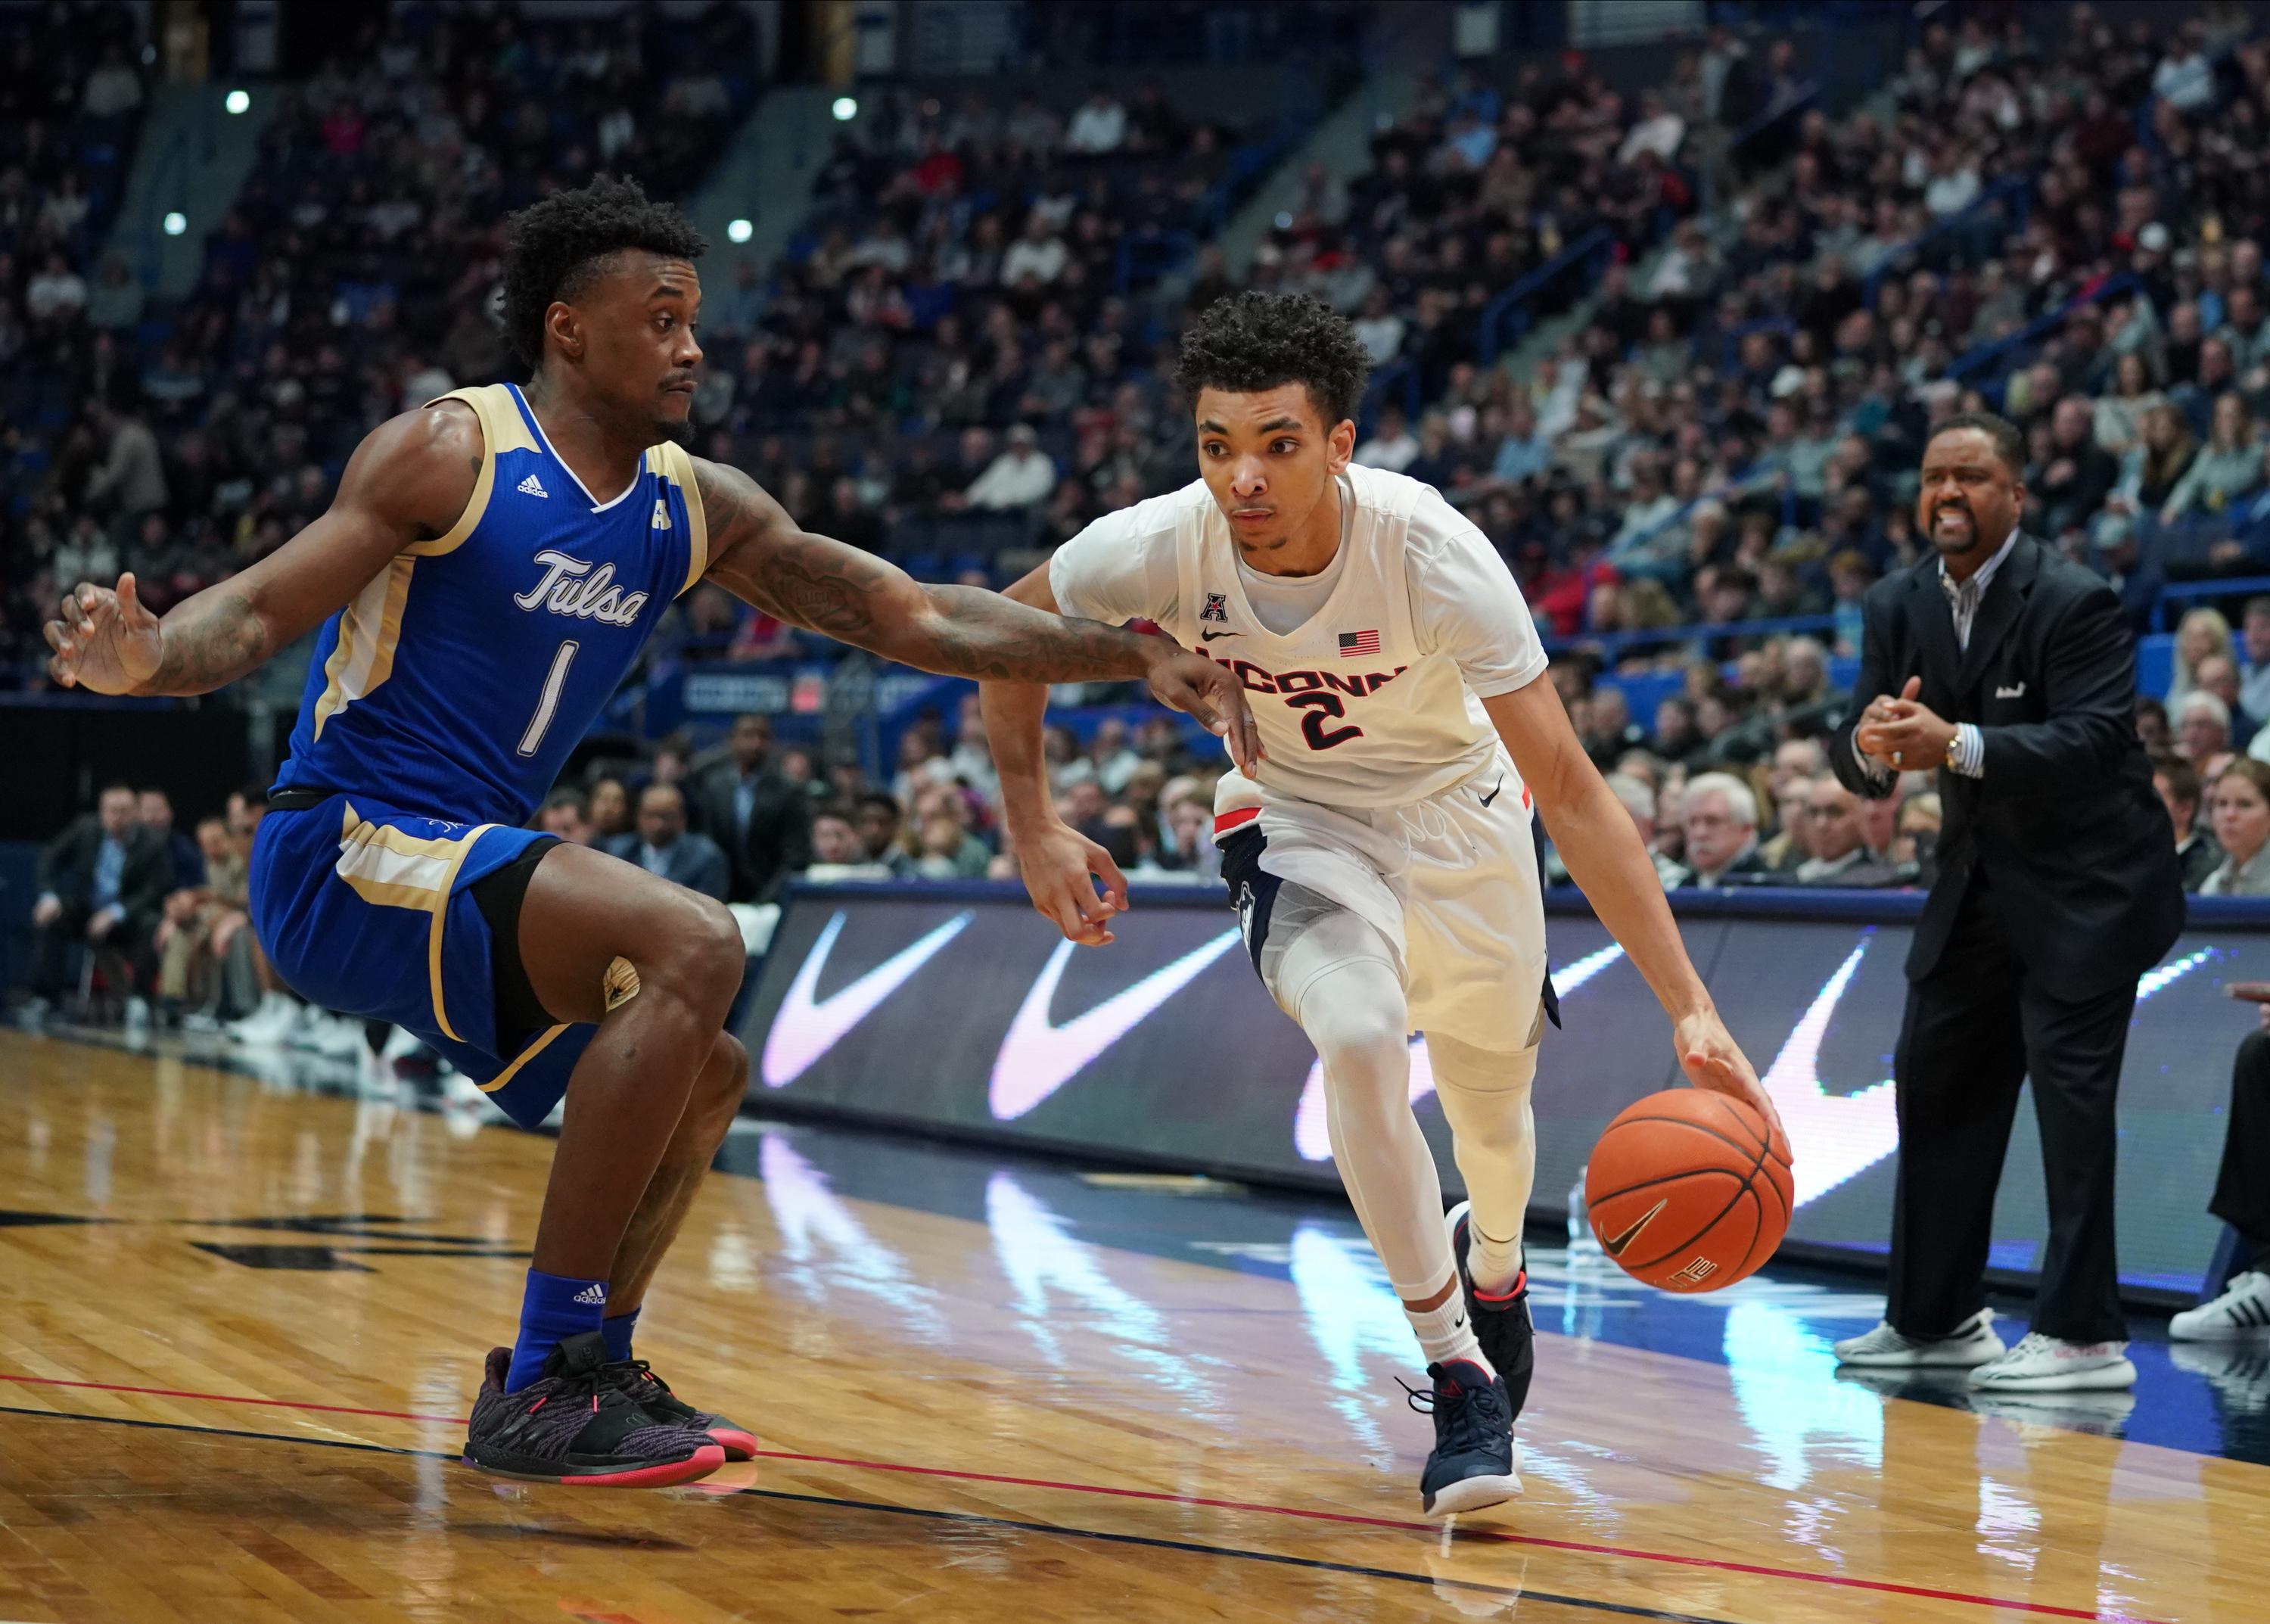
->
[982, 293, 1786, 1515]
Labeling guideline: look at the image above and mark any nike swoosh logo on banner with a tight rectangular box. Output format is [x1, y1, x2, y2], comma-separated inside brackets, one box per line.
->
[990, 929, 1243, 1119]
[1201, 630, 1242, 641]
[1600, 1198, 1668, 1258]
[760, 910, 974, 1087]
[1762, 939, 2218, 1209]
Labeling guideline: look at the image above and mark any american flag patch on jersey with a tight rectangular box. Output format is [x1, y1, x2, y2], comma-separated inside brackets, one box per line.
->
[1338, 630, 1381, 658]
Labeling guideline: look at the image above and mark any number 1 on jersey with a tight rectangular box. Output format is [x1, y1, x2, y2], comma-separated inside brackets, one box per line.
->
[518, 639, 580, 758]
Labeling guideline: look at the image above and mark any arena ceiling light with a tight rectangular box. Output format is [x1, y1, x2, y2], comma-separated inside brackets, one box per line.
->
[225, 89, 250, 114]
[727, 218, 754, 244]
[162, 211, 187, 236]
[831, 96, 857, 121]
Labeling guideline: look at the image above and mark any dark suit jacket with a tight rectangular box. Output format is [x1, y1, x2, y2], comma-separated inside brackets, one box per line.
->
[686, 758, 812, 904]
[2178, 831, 2224, 892]
[37, 818, 174, 931]
[604, 831, 732, 903]
[1678, 848, 1771, 888]
[1832, 533, 2184, 998]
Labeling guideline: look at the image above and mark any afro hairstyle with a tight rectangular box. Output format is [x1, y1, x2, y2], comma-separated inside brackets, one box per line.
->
[1171, 291, 1373, 430]
[498, 175, 708, 375]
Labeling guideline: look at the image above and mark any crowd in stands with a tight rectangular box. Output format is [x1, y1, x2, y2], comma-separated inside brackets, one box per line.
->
[2, 0, 758, 680]
[25, 3, 2270, 692]
[30, 5, 2270, 1044]
[47, 577, 2270, 1047]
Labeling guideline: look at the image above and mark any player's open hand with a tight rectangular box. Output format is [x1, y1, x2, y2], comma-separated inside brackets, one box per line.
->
[44, 573, 163, 695]
[1673, 1008, 1791, 1156]
[1014, 819, 1130, 947]
[1143, 646, 1264, 776]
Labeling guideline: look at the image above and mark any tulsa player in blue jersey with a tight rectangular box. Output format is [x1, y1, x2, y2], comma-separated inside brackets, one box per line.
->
[44, 176, 1259, 1488]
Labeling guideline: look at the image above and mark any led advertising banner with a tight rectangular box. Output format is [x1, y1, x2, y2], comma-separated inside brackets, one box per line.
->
[740, 882, 2270, 1298]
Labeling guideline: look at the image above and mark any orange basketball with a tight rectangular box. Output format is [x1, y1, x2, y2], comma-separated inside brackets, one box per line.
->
[1584, 1090, 1793, 1293]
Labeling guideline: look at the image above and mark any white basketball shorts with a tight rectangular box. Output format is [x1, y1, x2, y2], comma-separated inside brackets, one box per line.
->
[1214, 746, 1551, 1052]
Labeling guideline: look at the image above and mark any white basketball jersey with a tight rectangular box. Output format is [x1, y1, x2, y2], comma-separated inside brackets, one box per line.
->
[1146, 465, 1510, 811]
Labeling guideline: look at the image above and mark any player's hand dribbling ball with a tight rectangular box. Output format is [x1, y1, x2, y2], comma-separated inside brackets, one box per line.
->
[1585, 1089, 1793, 1292]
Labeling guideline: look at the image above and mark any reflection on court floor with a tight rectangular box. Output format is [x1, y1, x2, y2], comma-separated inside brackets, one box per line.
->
[0, 1025, 2261, 1624]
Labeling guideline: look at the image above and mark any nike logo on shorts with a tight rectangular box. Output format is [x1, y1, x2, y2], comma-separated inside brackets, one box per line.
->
[1479, 778, 1503, 807]
[1600, 1198, 1668, 1258]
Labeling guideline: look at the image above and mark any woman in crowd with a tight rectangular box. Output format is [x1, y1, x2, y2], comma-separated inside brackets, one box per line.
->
[2203, 758, 2270, 896]
[2093, 351, 2166, 456]
[2165, 393, 2266, 522]
[2168, 606, 2236, 711]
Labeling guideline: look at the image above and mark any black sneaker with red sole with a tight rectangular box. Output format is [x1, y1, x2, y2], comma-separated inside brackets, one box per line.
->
[1445, 1199, 1535, 1424]
[604, 1358, 757, 1460]
[463, 1330, 723, 1487]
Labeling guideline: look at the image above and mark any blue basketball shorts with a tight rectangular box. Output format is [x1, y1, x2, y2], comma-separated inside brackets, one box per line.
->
[247, 792, 595, 1129]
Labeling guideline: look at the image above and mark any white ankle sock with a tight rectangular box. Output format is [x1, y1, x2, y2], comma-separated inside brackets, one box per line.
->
[1466, 1224, 1524, 1298]
[1406, 1283, 1491, 1374]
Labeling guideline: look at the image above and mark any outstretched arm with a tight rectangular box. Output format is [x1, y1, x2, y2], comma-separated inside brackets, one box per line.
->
[45, 403, 481, 696]
[1485, 674, 1788, 1145]
[981, 562, 1126, 946]
[696, 457, 1258, 753]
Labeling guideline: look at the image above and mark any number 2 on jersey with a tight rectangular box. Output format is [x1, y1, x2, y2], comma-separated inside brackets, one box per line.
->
[1286, 691, 1362, 751]
[518, 639, 580, 758]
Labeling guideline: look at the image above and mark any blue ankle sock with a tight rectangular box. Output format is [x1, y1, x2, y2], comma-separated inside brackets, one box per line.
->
[505, 1268, 609, 1392]
[601, 1306, 641, 1364]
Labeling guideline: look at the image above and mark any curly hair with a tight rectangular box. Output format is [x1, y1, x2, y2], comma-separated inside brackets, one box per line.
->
[499, 175, 707, 375]
[1171, 291, 1372, 428]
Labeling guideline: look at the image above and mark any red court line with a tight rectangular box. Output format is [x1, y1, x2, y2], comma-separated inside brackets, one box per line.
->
[0, 1370, 2164, 1624]
[744, 1448, 2160, 1624]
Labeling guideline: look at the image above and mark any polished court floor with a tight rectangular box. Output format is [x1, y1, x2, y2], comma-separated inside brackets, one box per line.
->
[1, 1027, 2266, 1622]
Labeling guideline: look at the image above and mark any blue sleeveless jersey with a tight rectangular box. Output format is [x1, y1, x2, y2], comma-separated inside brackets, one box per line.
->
[274, 384, 708, 825]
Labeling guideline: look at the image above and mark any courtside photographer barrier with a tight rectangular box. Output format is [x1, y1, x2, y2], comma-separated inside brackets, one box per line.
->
[741, 880, 2270, 1301]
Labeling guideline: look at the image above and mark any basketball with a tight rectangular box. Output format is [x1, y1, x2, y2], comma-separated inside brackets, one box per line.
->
[1584, 1090, 1793, 1293]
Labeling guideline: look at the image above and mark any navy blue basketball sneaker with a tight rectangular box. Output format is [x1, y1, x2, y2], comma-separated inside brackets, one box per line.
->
[1445, 1199, 1535, 1423]
[1404, 1359, 1522, 1515]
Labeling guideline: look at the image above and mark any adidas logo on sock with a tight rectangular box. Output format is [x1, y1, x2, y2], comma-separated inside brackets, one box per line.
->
[571, 1283, 608, 1305]
[518, 473, 548, 497]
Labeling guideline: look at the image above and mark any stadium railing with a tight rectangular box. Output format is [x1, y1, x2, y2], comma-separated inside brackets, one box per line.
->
[1476, 226, 1618, 367]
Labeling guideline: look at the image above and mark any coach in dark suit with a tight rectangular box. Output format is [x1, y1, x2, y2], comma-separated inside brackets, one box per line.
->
[686, 714, 811, 904]
[605, 782, 731, 903]
[30, 782, 175, 1001]
[1830, 412, 2184, 1392]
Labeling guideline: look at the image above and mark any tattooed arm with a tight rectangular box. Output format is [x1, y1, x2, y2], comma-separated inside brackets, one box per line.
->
[44, 404, 481, 696]
[697, 459, 1260, 763]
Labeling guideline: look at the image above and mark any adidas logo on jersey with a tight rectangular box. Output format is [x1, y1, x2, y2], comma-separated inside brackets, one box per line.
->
[518, 472, 548, 498]
[650, 498, 671, 530]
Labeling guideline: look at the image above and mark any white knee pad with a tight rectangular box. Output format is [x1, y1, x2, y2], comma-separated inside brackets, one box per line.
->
[1426, 1029, 1538, 1122]
[1261, 882, 1404, 1021]
[1276, 923, 1465, 1302]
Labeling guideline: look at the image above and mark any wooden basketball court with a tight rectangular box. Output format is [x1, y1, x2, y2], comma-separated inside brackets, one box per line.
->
[0, 1026, 2259, 1622]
